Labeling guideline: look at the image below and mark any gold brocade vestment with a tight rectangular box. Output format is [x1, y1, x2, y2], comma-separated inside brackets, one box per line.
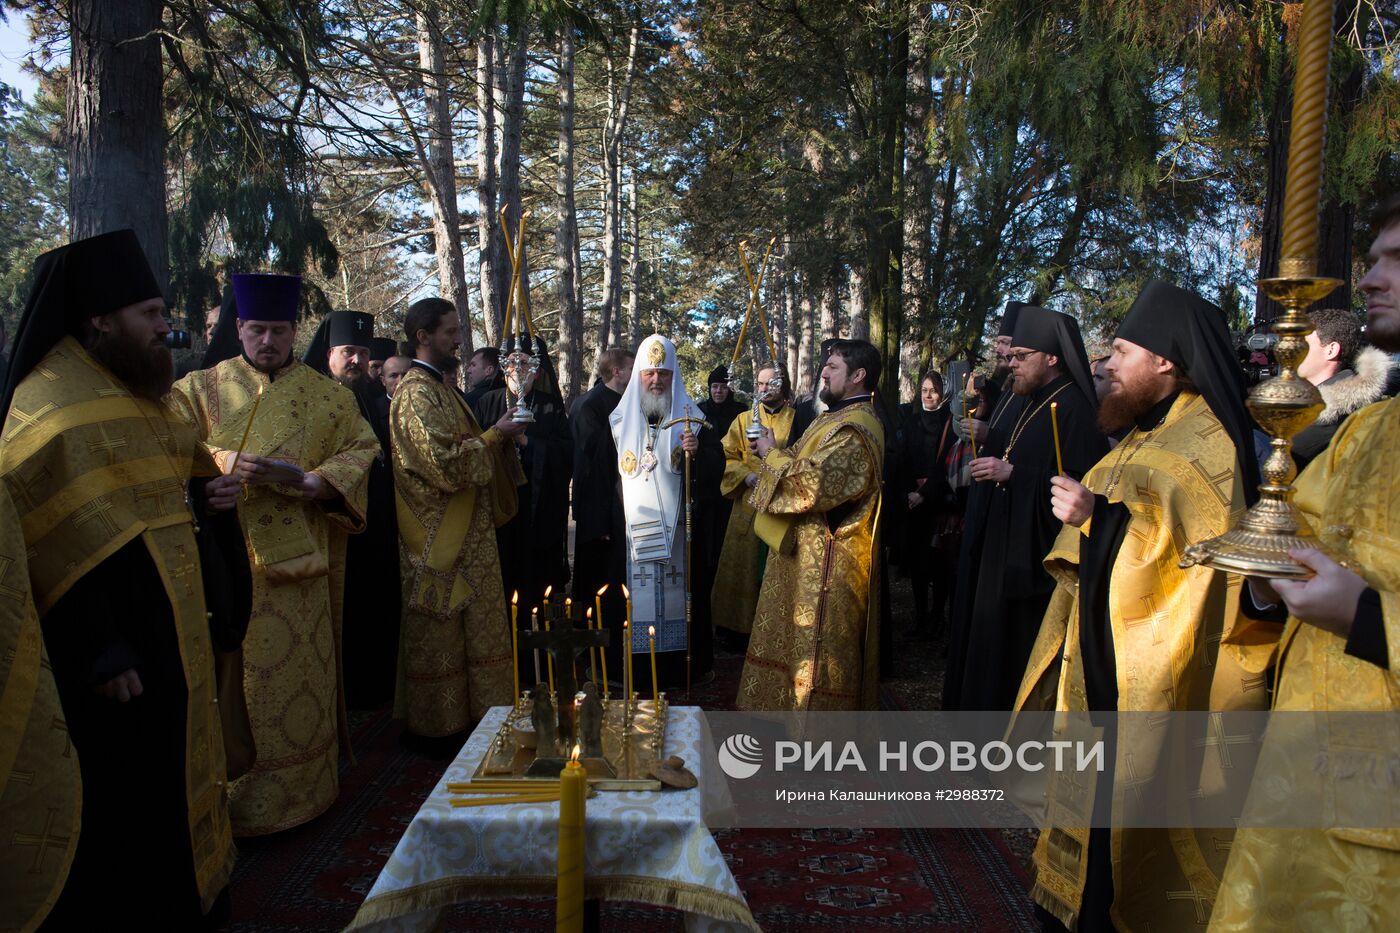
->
[712, 404, 796, 636]
[737, 401, 883, 712]
[1012, 392, 1279, 932]
[1212, 396, 1400, 931]
[1, 336, 233, 910]
[0, 485, 79, 932]
[168, 355, 376, 836]
[389, 364, 522, 736]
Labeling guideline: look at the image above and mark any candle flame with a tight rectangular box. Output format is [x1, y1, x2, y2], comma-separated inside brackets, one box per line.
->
[511, 590, 519, 605]
[570, 744, 581, 762]
[586, 607, 593, 618]
[648, 625, 656, 637]
[621, 584, 630, 599]
[543, 585, 553, 598]
[597, 584, 608, 596]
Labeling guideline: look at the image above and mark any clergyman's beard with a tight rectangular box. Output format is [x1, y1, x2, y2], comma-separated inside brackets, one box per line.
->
[641, 388, 670, 424]
[90, 328, 174, 401]
[1098, 371, 1164, 433]
[334, 366, 367, 391]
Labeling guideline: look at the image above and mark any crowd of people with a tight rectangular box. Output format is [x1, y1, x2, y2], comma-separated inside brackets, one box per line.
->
[2, 194, 1397, 930]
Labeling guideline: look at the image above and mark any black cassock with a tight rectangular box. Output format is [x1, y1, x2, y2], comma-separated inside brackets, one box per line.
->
[942, 375, 1107, 712]
[474, 386, 572, 610]
[41, 480, 249, 928]
[694, 396, 749, 594]
[570, 384, 725, 686]
[341, 381, 401, 709]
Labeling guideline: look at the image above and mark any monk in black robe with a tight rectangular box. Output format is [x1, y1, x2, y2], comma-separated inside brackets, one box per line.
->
[944, 304, 1106, 712]
[475, 334, 572, 610]
[695, 363, 750, 622]
[303, 311, 401, 708]
[898, 372, 960, 636]
[2, 231, 249, 927]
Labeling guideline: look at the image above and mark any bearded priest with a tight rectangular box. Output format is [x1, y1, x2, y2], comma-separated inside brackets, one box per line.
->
[167, 274, 379, 836]
[737, 339, 886, 712]
[607, 334, 724, 689]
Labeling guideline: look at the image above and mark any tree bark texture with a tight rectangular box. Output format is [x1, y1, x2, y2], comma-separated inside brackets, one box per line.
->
[626, 178, 643, 349]
[68, 0, 168, 292]
[900, 4, 933, 402]
[554, 31, 583, 403]
[596, 24, 641, 353]
[417, 9, 473, 353]
[496, 21, 530, 342]
[475, 31, 500, 341]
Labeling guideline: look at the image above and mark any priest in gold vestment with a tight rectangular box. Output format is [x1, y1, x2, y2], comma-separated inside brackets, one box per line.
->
[738, 340, 885, 712]
[2, 231, 235, 921]
[713, 366, 796, 643]
[390, 298, 524, 738]
[1017, 282, 1278, 932]
[1211, 202, 1400, 931]
[168, 273, 378, 836]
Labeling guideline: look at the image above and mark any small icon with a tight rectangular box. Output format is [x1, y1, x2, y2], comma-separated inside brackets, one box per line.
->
[718, 733, 764, 780]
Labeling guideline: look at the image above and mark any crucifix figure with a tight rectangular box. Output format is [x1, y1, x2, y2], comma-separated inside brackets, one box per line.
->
[521, 621, 611, 758]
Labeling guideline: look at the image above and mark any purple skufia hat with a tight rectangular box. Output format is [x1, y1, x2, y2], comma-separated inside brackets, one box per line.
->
[232, 273, 301, 322]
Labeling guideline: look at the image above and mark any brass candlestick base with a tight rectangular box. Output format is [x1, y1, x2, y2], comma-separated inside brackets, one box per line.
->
[1180, 272, 1342, 578]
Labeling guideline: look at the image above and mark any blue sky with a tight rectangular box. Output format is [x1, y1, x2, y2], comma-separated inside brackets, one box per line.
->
[0, 12, 39, 98]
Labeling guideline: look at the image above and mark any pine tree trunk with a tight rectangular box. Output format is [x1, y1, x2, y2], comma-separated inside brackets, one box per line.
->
[782, 239, 800, 381]
[555, 30, 582, 402]
[597, 24, 640, 352]
[900, 3, 933, 402]
[626, 178, 643, 347]
[848, 265, 870, 341]
[68, 0, 167, 291]
[475, 32, 500, 340]
[797, 288, 816, 399]
[417, 10, 473, 352]
[820, 268, 840, 342]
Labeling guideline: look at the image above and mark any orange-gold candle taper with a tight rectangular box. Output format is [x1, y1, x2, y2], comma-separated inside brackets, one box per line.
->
[530, 608, 542, 685]
[556, 744, 586, 933]
[543, 617, 555, 697]
[594, 586, 609, 699]
[510, 591, 520, 703]
[647, 625, 659, 701]
[1278, 0, 1336, 271]
[585, 608, 599, 689]
[232, 383, 265, 469]
[1050, 402, 1063, 476]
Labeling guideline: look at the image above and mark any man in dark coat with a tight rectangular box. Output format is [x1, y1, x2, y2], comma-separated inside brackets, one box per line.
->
[303, 311, 401, 708]
[475, 333, 573, 611]
[694, 363, 749, 629]
[570, 348, 635, 624]
[943, 304, 1107, 712]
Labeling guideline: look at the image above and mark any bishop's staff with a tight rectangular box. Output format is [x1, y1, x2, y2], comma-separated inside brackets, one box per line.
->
[661, 404, 711, 700]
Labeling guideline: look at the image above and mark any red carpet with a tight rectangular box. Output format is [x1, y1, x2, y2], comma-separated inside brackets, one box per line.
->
[226, 643, 1035, 931]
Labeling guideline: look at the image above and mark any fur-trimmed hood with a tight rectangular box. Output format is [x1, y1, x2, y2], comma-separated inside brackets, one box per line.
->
[1317, 347, 1396, 425]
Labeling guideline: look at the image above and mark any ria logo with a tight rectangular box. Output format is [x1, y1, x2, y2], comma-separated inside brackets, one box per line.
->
[718, 733, 764, 779]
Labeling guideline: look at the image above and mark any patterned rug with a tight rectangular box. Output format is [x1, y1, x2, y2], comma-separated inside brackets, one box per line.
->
[227, 584, 1036, 931]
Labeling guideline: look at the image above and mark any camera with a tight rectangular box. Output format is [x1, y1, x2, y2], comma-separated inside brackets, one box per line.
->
[1236, 324, 1278, 387]
[165, 329, 192, 350]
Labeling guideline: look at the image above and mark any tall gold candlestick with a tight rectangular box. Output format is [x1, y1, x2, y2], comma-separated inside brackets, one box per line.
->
[647, 625, 659, 702]
[510, 591, 520, 704]
[1278, 0, 1335, 273]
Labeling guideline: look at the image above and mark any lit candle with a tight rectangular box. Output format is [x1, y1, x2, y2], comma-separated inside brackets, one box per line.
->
[556, 744, 586, 933]
[232, 384, 265, 471]
[1278, 0, 1335, 273]
[510, 591, 520, 704]
[622, 620, 632, 713]
[647, 625, 659, 702]
[564, 596, 572, 620]
[594, 585, 609, 700]
[1050, 402, 1063, 476]
[543, 584, 553, 619]
[586, 608, 599, 688]
[544, 617, 556, 698]
[963, 393, 977, 460]
[530, 608, 542, 685]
